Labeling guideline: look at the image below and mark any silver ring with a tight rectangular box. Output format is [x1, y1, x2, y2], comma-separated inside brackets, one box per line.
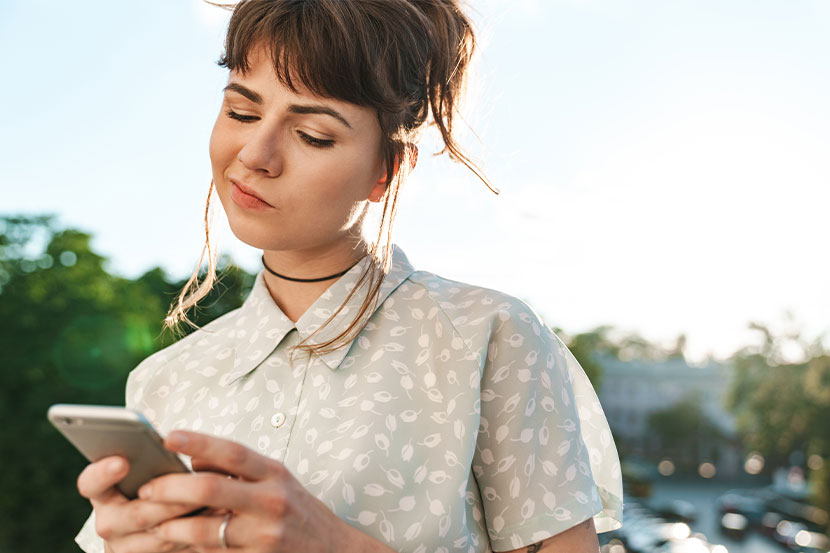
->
[218, 512, 232, 549]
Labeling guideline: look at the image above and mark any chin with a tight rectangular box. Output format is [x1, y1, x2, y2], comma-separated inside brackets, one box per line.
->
[215, 191, 279, 250]
[226, 216, 288, 251]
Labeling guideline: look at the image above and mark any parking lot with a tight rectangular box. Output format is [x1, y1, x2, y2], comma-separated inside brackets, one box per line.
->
[600, 478, 826, 553]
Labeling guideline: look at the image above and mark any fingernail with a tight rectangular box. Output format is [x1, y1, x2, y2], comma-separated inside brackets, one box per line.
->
[168, 432, 188, 448]
[138, 485, 152, 499]
[108, 458, 124, 474]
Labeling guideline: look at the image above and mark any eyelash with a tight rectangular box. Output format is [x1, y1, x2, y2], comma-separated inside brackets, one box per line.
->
[225, 109, 335, 148]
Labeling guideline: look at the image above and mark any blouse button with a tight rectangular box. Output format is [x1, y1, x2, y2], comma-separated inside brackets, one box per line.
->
[270, 412, 286, 428]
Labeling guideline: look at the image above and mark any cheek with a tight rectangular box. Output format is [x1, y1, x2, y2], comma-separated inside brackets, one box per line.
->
[308, 149, 378, 200]
[208, 118, 236, 174]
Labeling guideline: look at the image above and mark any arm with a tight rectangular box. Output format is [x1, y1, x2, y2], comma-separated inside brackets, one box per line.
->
[504, 518, 599, 553]
[471, 298, 619, 550]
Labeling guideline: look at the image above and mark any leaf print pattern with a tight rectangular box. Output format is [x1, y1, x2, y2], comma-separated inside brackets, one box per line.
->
[75, 245, 622, 553]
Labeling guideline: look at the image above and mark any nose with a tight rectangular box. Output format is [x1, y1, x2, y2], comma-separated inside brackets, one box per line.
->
[236, 123, 283, 177]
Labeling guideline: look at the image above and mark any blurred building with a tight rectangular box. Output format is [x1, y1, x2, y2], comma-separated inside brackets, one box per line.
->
[596, 356, 743, 477]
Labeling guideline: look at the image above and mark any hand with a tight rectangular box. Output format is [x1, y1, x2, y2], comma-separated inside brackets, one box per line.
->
[137, 430, 387, 553]
[76, 455, 205, 553]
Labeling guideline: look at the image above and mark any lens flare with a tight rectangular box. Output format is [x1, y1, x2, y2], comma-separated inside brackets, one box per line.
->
[658, 459, 675, 476]
[698, 462, 716, 478]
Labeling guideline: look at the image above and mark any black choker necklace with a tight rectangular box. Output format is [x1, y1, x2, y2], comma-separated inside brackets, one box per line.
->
[261, 254, 366, 283]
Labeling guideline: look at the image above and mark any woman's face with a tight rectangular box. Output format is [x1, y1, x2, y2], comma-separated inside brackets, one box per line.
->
[209, 45, 387, 256]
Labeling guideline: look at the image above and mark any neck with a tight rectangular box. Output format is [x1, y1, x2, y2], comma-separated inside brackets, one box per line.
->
[261, 241, 370, 323]
[262, 255, 363, 282]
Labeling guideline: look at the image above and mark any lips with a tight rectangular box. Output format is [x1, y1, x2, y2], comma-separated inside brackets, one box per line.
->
[228, 178, 272, 208]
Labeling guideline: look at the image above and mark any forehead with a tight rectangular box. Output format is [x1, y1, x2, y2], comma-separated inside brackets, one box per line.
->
[227, 44, 372, 124]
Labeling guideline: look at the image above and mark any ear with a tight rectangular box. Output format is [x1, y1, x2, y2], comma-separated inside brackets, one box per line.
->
[369, 159, 391, 203]
[367, 179, 387, 203]
[376, 145, 419, 182]
[369, 145, 419, 202]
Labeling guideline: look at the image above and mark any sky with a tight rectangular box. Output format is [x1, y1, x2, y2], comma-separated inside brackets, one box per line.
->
[2, 0, 828, 363]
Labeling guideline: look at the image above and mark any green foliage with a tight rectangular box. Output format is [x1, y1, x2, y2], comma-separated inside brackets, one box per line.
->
[725, 322, 830, 525]
[564, 329, 607, 393]
[0, 215, 250, 553]
[647, 391, 723, 470]
[174, 259, 255, 336]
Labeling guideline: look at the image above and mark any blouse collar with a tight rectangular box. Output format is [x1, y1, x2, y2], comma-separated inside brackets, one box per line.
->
[221, 244, 415, 384]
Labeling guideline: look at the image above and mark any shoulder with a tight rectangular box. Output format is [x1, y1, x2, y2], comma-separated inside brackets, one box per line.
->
[126, 307, 244, 400]
[405, 269, 528, 312]
[401, 269, 563, 355]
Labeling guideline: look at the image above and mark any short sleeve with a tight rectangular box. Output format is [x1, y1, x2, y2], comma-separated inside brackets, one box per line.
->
[472, 301, 623, 551]
[75, 510, 104, 553]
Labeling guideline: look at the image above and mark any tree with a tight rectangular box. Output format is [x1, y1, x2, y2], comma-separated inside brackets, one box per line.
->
[0, 215, 251, 552]
[564, 327, 609, 393]
[725, 321, 830, 528]
[647, 391, 722, 471]
[0, 216, 137, 551]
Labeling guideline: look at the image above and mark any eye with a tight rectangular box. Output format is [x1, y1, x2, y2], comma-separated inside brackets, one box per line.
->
[224, 110, 335, 148]
[297, 131, 335, 149]
[225, 109, 258, 123]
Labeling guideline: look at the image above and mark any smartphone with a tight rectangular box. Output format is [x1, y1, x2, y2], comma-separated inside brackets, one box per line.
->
[48, 404, 193, 500]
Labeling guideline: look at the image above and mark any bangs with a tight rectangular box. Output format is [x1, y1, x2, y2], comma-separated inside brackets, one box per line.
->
[218, 0, 419, 115]
[214, 0, 491, 193]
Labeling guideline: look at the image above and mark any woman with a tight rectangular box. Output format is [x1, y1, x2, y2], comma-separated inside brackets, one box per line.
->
[75, 1, 623, 552]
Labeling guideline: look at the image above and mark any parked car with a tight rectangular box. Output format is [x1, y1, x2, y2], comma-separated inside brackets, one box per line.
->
[773, 518, 809, 547]
[790, 529, 829, 553]
[766, 492, 829, 528]
[625, 522, 691, 553]
[719, 512, 748, 541]
[759, 511, 784, 539]
[618, 514, 667, 549]
[716, 489, 766, 529]
[651, 535, 728, 553]
[649, 498, 698, 523]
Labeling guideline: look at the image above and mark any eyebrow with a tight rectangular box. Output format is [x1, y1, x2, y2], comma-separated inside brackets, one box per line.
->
[223, 83, 352, 129]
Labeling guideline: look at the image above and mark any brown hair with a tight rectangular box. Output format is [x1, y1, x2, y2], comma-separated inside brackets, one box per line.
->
[165, 0, 497, 361]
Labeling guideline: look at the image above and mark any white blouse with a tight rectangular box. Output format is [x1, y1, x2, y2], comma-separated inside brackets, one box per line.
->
[76, 244, 623, 552]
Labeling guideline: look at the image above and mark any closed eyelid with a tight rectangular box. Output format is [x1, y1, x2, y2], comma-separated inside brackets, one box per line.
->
[225, 109, 335, 138]
[222, 83, 351, 130]
[224, 111, 334, 147]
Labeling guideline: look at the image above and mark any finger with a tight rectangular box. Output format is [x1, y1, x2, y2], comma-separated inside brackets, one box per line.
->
[164, 431, 275, 481]
[138, 472, 261, 513]
[77, 456, 130, 503]
[96, 498, 207, 538]
[153, 512, 249, 550]
[190, 458, 238, 478]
